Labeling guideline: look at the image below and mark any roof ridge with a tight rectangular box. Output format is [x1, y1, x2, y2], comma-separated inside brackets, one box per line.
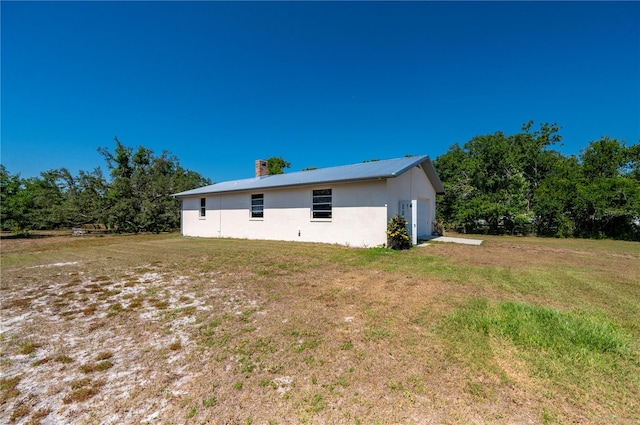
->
[286, 155, 427, 175]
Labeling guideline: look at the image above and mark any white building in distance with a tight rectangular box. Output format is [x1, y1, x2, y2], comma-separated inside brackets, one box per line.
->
[173, 155, 445, 247]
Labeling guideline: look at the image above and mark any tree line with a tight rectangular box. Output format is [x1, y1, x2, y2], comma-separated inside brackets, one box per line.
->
[0, 138, 211, 233]
[433, 122, 640, 240]
[2, 125, 639, 240]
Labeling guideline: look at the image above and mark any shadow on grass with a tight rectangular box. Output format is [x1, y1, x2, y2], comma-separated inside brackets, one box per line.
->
[0, 232, 54, 240]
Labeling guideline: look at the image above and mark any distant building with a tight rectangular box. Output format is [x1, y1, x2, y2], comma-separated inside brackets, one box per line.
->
[173, 155, 444, 247]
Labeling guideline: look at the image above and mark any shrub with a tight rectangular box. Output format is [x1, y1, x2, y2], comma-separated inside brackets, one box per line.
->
[386, 215, 411, 250]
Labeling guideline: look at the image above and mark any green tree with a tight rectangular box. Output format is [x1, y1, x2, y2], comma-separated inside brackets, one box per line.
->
[581, 136, 628, 179]
[267, 157, 290, 175]
[99, 137, 210, 233]
[435, 122, 566, 235]
[435, 122, 563, 234]
[533, 155, 581, 237]
[627, 143, 640, 182]
[571, 138, 640, 240]
[0, 165, 25, 231]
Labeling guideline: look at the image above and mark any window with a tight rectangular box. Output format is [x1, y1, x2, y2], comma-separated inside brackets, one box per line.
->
[200, 198, 206, 217]
[312, 189, 332, 219]
[251, 194, 264, 218]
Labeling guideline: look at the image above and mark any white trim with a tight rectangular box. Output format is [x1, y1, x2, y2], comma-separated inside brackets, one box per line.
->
[411, 199, 418, 245]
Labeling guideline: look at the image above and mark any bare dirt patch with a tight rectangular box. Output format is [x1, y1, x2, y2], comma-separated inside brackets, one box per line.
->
[1, 259, 261, 424]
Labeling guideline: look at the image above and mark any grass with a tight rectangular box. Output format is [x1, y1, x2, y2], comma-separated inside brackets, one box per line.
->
[18, 341, 41, 355]
[0, 231, 638, 424]
[0, 376, 21, 403]
[63, 378, 106, 404]
[442, 299, 637, 395]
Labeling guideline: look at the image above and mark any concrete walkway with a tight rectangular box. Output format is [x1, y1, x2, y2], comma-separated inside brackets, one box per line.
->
[423, 236, 483, 246]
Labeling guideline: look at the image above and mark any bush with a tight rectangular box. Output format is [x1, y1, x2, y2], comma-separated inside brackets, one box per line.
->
[386, 215, 411, 250]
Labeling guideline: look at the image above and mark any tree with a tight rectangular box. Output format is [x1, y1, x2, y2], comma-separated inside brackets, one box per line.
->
[533, 155, 581, 237]
[72, 168, 109, 226]
[435, 126, 640, 240]
[435, 122, 564, 235]
[0, 166, 24, 231]
[267, 157, 290, 175]
[627, 143, 640, 182]
[580, 136, 628, 179]
[99, 137, 211, 233]
[571, 138, 640, 240]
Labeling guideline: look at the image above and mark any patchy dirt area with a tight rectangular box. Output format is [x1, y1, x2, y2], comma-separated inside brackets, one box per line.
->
[1, 261, 262, 424]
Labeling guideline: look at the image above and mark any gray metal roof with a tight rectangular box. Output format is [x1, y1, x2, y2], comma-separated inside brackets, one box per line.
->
[173, 155, 444, 197]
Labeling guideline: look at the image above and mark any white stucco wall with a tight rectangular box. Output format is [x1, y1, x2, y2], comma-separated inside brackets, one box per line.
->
[180, 180, 388, 247]
[386, 165, 437, 239]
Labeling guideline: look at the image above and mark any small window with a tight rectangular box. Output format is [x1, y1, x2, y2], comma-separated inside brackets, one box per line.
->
[200, 198, 206, 217]
[312, 189, 332, 219]
[251, 194, 264, 218]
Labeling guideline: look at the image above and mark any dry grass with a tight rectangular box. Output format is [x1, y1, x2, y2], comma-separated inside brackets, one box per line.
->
[1, 232, 638, 424]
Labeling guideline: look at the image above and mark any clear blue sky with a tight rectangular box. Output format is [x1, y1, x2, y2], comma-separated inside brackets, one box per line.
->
[2, 1, 639, 182]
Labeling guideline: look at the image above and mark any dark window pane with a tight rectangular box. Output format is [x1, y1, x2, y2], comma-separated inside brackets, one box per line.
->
[312, 189, 331, 219]
[251, 194, 264, 218]
[313, 211, 332, 219]
[312, 196, 332, 203]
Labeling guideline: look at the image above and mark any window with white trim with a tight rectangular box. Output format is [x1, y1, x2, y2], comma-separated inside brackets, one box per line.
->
[251, 194, 264, 218]
[200, 198, 206, 217]
[312, 189, 332, 219]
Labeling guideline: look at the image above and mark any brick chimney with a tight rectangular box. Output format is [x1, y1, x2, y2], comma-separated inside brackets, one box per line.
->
[255, 159, 268, 177]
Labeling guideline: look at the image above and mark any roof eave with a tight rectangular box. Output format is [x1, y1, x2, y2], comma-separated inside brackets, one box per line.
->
[419, 157, 445, 195]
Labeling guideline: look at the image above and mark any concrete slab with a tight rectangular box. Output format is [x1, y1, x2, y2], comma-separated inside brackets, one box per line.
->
[425, 236, 483, 246]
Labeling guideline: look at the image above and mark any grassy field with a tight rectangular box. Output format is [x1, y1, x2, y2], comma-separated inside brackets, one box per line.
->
[1, 232, 638, 424]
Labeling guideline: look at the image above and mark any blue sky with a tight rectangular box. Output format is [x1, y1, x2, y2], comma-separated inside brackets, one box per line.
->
[2, 1, 639, 182]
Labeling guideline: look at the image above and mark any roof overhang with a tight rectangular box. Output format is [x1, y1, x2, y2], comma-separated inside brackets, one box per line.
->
[172, 155, 445, 198]
[418, 157, 445, 195]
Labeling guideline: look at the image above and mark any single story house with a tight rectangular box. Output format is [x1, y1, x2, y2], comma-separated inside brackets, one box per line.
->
[172, 155, 445, 247]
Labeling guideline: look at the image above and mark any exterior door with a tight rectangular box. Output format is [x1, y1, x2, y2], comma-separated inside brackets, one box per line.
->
[398, 200, 413, 238]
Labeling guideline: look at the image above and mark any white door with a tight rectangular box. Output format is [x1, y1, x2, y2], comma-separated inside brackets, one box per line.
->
[398, 200, 413, 238]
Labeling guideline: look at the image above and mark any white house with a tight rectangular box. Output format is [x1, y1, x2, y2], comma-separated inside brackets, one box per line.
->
[173, 155, 445, 247]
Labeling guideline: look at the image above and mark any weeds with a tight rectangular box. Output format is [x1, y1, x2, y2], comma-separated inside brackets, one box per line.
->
[305, 393, 326, 413]
[80, 360, 113, 373]
[81, 304, 98, 316]
[5, 297, 33, 309]
[63, 379, 106, 403]
[106, 303, 123, 317]
[364, 327, 391, 342]
[203, 396, 217, 407]
[186, 406, 197, 418]
[18, 341, 41, 355]
[29, 407, 51, 423]
[55, 355, 74, 363]
[95, 352, 113, 361]
[0, 376, 20, 403]
[10, 402, 31, 422]
[340, 341, 354, 350]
